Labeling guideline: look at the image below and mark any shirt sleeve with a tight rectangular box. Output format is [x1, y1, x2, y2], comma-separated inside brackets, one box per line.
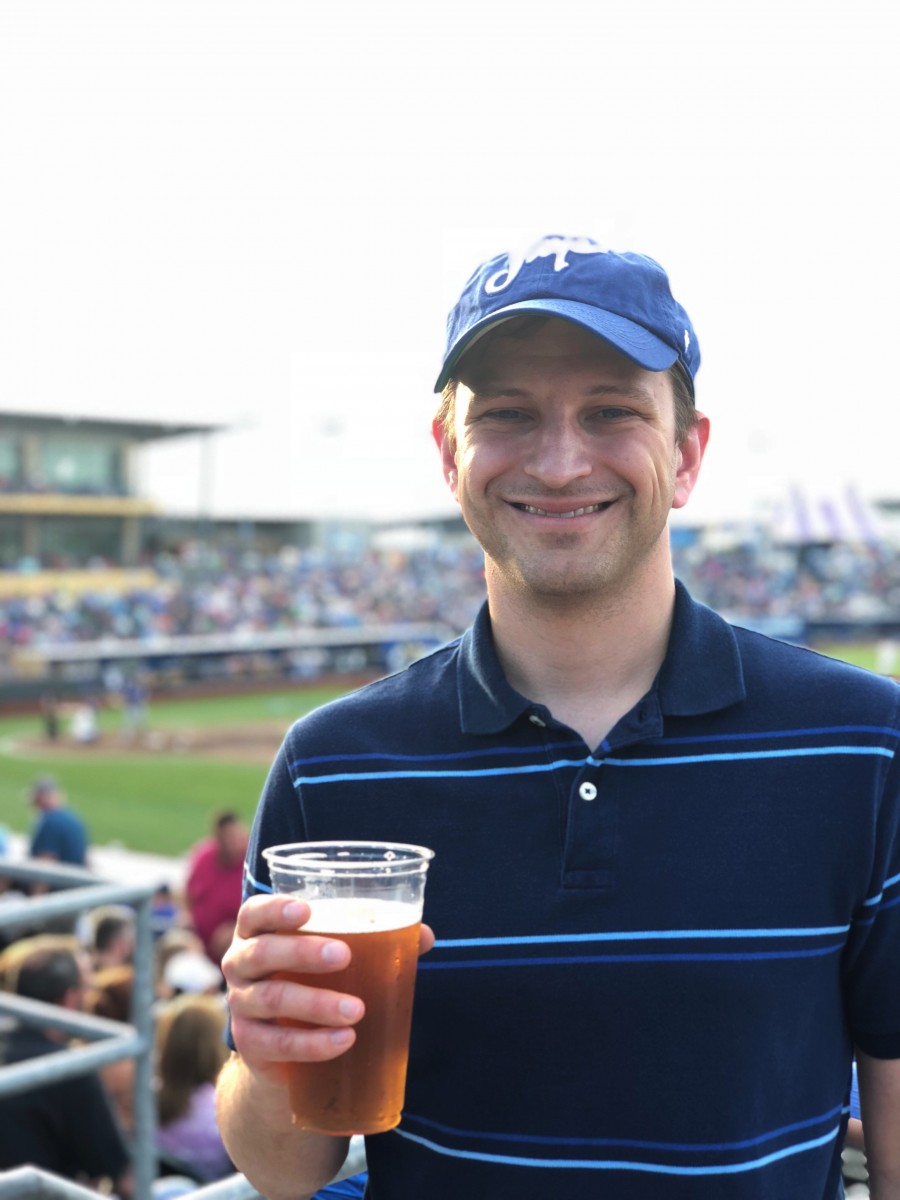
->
[243, 736, 310, 900]
[843, 701, 900, 1058]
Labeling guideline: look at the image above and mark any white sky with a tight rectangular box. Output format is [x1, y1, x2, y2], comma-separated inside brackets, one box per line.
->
[1, 0, 897, 527]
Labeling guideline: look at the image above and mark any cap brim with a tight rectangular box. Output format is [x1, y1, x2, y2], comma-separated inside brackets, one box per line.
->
[434, 298, 679, 392]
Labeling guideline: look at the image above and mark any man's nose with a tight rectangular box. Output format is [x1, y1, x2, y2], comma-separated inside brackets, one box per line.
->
[523, 420, 593, 488]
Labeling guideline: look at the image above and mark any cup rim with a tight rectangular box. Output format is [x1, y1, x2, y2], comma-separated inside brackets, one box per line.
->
[262, 839, 434, 871]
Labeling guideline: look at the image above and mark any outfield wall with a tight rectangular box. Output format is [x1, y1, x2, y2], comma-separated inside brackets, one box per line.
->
[0, 621, 455, 710]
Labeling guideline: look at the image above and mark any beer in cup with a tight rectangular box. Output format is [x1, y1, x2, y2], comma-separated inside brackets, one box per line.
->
[262, 840, 434, 1135]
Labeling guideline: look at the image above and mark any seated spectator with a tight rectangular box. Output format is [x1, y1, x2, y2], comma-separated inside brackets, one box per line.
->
[0, 944, 133, 1198]
[84, 904, 136, 971]
[153, 928, 208, 1001]
[155, 993, 232, 1182]
[184, 812, 248, 966]
[150, 883, 181, 941]
[0, 933, 85, 992]
[84, 963, 136, 1137]
[162, 950, 223, 999]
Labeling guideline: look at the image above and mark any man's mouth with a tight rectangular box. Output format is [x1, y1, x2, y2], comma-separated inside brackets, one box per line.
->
[513, 502, 612, 519]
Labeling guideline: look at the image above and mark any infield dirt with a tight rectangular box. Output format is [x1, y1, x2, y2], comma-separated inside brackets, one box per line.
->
[17, 721, 287, 765]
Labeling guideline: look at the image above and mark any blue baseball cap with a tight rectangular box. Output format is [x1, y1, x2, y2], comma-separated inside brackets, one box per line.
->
[435, 235, 700, 396]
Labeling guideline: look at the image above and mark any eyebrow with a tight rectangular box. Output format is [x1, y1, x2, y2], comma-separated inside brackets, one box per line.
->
[466, 380, 658, 404]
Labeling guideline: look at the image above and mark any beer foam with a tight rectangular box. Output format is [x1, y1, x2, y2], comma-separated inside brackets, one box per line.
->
[302, 896, 419, 934]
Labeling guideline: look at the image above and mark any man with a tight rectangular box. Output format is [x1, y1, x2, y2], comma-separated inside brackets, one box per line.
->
[216, 236, 900, 1199]
[0, 945, 133, 1197]
[185, 811, 249, 965]
[28, 776, 88, 868]
[88, 905, 136, 971]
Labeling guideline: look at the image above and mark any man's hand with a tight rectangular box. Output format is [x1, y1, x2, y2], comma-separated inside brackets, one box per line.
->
[217, 891, 434, 1199]
[221, 893, 434, 1083]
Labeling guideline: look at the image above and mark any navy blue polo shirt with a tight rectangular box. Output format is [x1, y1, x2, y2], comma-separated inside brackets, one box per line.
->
[243, 582, 900, 1199]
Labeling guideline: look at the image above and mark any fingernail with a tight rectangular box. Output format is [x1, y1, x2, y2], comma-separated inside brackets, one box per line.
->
[283, 901, 306, 923]
[338, 998, 363, 1020]
[329, 1028, 354, 1047]
[321, 941, 347, 964]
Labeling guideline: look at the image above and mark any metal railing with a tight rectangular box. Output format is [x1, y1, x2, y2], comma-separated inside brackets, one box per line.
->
[0, 856, 266, 1200]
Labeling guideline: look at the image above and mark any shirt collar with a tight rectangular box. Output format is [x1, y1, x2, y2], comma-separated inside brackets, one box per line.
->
[457, 581, 746, 737]
[458, 603, 532, 735]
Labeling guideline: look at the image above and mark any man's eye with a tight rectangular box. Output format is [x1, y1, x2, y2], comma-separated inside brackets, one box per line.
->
[482, 408, 528, 422]
[593, 407, 633, 421]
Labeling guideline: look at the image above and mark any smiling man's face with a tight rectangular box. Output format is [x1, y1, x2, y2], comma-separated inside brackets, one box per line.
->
[434, 318, 707, 609]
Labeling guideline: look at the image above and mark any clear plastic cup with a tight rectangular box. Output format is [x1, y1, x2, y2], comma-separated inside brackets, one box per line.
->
[262, 840, 434, 1135]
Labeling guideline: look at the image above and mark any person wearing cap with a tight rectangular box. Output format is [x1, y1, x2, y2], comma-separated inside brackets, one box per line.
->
[28, 775, 89, 869]
[217, 236, 900, 1200]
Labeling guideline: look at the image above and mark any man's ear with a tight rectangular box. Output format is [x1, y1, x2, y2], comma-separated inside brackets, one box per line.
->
[672, 414, 710, 510]
[432, 418, 459, 498]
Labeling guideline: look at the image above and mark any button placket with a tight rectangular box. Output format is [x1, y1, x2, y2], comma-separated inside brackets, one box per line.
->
[563, 759, 617, 890]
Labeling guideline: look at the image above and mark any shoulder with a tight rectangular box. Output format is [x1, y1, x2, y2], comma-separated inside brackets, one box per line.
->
[733, 622, 899, 712]
[666, 586, 899, 728]
[285, 637, 464, 750]
[188, 839, 216, 866]
[1, 1027, 54, 1066]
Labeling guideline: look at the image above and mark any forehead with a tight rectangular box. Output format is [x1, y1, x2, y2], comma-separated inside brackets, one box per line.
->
[455, 317, 666, 395]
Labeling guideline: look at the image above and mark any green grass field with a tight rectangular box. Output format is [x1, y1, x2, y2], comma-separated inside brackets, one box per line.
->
[0, 685, 349, 857]
[0, 641, 890, 859]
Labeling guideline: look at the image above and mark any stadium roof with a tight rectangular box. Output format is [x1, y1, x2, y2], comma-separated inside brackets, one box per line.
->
[767, 485, 888, 546]
[0, 409, 224, 442]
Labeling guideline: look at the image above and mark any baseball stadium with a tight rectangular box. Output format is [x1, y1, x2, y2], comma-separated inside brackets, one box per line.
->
[2, 412, 898, 855]
[1, 410, 897, 1198]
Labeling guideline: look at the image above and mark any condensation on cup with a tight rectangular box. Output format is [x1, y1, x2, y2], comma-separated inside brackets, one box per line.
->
[262, 841, 434, 1136]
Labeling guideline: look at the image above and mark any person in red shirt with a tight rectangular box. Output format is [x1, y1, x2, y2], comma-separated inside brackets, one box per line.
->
[185, 812, 249, 967]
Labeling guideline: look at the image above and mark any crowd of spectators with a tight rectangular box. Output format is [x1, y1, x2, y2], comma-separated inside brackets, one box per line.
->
[0, 800, 242, 1195]
[0, 541, 488, 653]
[674, 536, 900, 625]
[0, 802, 369, 1197]
[2, 533, 900, 665]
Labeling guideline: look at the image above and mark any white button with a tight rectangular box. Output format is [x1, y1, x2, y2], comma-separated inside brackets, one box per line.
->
[529, 714, 547, 727]
[579, 781, 598, 801]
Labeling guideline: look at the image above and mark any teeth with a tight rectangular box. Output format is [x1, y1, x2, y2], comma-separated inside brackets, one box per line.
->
[521, 503, 604, 518]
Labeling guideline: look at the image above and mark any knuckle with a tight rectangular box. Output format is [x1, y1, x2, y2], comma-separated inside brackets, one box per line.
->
[257, 975, 292, 1014]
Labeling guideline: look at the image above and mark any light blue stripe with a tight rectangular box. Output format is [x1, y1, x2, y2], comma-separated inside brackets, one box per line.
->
[862, 869, 900, 908]
[293, 759, 587, 785]
[403, 1102, 845, 1152]
[246, 868, 273, 894]
[292, 743, 893, 785]
[605, 746, 894, 767]
[395, 1123, 840, 1176]
[434, 924, 848, 949]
